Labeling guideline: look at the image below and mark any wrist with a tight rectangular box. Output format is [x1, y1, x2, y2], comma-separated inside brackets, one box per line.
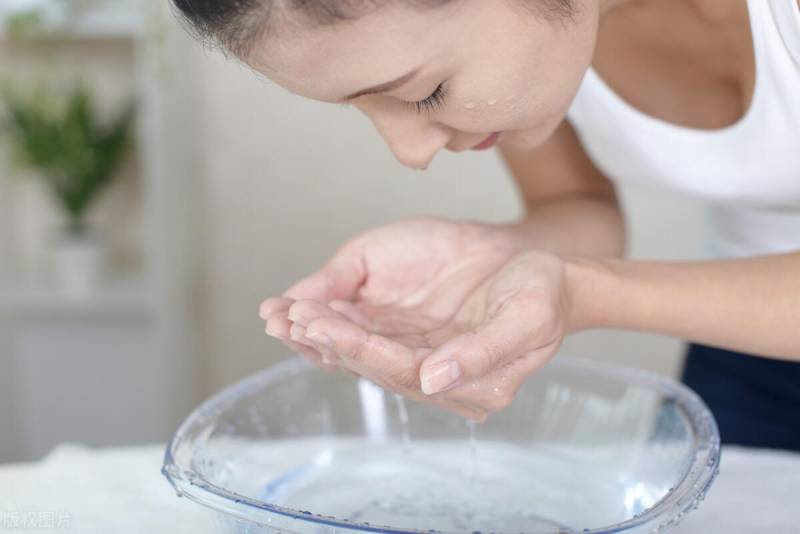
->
[564, 256, 620, 333]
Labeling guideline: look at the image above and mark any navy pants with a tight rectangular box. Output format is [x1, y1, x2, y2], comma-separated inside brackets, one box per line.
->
[681, 343, 800, 451]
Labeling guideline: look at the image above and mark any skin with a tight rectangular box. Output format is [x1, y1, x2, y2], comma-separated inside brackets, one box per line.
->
[249, 0, 598, 168]
[251, 0, 800, 420]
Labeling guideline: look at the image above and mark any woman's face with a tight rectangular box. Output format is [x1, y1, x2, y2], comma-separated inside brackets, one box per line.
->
[247, 0, 599, 169]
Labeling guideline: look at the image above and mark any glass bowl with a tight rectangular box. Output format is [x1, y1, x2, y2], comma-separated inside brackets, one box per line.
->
[162, 355, 720, 533]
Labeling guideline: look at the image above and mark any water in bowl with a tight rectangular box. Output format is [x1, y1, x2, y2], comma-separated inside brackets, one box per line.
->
[168, 358, 719, 533]
[204, 432, 671, 532]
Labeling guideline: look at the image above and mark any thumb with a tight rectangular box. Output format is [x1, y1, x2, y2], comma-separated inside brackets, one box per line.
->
[283, 241, 366, 302]
[419, 291, 557, 395]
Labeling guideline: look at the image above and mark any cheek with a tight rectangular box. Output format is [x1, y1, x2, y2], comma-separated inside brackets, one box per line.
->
[442, 85, 563, 135]
[511, 52, 592, 129]
[461, 9, 597, 134]
[444, 54, 592, 135]
[439, 77, 534, 133]
[538, 9, 598, 112]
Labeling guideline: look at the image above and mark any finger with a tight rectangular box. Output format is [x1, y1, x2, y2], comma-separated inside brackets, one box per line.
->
[299, 316, 488, 420]
[264, 307, 328, 365]
[302, 315, 425, 391]
[268, 324, 326, 370]
[290, 340, 339, 372]
[328, 299, 377, 331]
[286, 299, 358, 364]
[419, 290, 558, 395]
[423, 388, 493, 422]
[259, 297, 293, 320]
[264, 308, 294, 341]
[283, 242, 366, 302]
[280, 333, 328, 364]
[287, 299, 347, 328]
[289, 322, 341, 365]
[442, 348, 556, 413]
[338, 303, 443, 336]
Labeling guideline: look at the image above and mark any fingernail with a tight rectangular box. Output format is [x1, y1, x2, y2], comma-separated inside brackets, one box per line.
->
[421, 360, 461, 395]
[259, 301, 275, 320]
[306, 330, 333, 348]
[265, 323, 277, 337]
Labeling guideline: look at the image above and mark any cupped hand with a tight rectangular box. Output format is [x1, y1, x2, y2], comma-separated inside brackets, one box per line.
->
[260, 216, 572, 420]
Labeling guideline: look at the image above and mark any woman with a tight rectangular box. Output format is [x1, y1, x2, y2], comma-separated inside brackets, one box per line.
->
[173, 0, 800, 449]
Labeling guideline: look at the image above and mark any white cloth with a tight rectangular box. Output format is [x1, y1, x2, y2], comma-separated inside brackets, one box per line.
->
[1, 443, 799, 533]
[567, 0, 800, 259]
[0, 444, 214, 534]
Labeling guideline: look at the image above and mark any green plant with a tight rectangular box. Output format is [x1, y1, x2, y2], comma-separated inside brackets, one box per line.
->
[4, 8, 45, 40]
[1, 82, 135, 234]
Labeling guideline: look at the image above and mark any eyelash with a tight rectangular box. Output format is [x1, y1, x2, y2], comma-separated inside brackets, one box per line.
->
[405, 83, 447, 114]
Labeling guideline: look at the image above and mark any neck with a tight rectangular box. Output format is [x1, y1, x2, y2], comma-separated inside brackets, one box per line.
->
[598, 0, 630, 14]
[599, 0, 753, 21]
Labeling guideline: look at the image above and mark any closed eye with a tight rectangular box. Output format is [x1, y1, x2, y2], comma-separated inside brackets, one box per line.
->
[405, 83, 447, 114]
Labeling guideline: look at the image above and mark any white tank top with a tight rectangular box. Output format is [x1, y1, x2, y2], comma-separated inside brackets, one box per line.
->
[567, 0, 800, 259]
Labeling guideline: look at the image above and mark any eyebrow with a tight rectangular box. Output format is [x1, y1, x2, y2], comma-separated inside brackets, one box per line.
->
[340, 67, 422, 102]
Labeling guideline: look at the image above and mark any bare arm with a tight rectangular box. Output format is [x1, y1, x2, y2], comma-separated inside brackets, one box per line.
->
[494, 120, 626, 259]
[496, 120, 799, 359]
[568, 252, 800, 359]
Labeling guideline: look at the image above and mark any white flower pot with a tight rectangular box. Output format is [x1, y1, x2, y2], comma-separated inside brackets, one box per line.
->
[51, 230, 106, 298]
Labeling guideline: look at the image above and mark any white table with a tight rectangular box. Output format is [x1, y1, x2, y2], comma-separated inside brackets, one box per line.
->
[1, 444, 798, 533]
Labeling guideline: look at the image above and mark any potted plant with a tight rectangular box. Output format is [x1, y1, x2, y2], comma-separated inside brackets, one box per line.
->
[1, 81, 135, 296]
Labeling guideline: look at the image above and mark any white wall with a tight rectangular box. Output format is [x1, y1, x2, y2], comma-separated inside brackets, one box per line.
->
[191, 47, 705, 393]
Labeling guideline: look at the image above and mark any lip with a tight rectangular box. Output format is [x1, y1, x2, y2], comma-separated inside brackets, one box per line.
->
[471, 132, 502, 151]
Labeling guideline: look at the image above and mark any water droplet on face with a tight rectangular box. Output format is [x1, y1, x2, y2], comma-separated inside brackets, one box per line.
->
[464, 102, 476, 109]
[487, 99, 497, 106]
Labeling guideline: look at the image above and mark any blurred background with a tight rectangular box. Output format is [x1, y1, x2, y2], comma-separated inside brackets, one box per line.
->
[0, 0, 705, 463]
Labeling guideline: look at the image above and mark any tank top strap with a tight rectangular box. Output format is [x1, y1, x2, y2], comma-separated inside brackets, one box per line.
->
[766, 0, 800, 67]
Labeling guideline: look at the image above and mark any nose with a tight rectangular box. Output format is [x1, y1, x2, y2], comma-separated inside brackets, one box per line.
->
[357, 100, 452, 170]
[388, 125, 451, 170]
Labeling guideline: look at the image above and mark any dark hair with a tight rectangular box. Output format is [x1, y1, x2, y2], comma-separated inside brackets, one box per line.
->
[171, 0, 575, 58]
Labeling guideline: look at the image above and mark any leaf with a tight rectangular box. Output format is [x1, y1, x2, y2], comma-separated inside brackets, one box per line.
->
[0, 81, 135, 228]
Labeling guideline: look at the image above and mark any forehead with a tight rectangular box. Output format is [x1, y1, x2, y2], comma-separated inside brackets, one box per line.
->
[246, 2, 469, 102]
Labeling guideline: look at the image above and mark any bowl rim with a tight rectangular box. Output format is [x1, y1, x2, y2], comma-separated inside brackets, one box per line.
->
[162, 355, 720, 534]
